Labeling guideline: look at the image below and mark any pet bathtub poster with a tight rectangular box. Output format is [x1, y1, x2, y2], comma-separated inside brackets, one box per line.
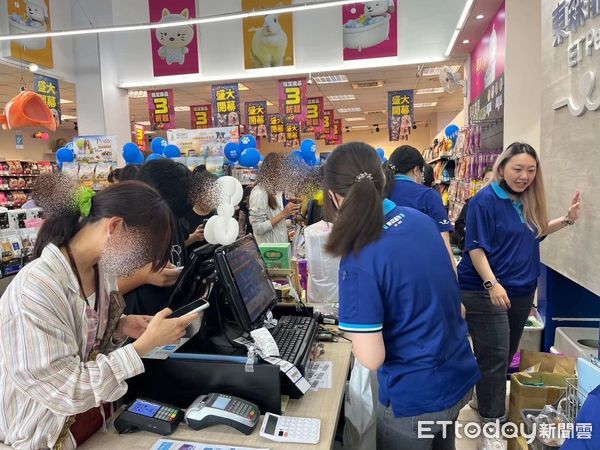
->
[242, 0, 294, 69]
[388, 90, 413, 142]
[342, 0, 397, 61]
[148, 0, 199, 77]
[7, 0, 53, 68]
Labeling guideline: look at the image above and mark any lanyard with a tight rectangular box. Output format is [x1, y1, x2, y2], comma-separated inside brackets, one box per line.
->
[64, 243, 100, 313]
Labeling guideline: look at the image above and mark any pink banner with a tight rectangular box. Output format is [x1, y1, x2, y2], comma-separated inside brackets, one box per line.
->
[325, 119, 343, 145]
[147, 89, 176, 130]
[190, 104, 213, 129]
[470, 2, 505, 102]
[134, 124, 146, 150]
[278, 78, 307, 123]
[149, 0, 199, 77]
[342, 1, 397, 61]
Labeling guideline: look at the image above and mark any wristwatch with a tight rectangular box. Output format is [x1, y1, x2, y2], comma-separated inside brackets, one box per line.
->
[483, 279, 498, 290]
[562, 216, 575, 226]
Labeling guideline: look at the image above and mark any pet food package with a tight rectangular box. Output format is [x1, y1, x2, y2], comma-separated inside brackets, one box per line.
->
[94, 163, 114, 190]
[304, 220, 340, 303]
[61, 162, 79, 181]
[79, 163, 96, 188]
[0, 208, 9, 230]
[8, 209, 27, 230]
[259, 243, 291, 269]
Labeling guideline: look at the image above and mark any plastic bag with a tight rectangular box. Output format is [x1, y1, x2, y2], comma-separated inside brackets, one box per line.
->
[527, 404, 569, 447]
[344, 359, 376, 450]
[304, 221, 339, 303]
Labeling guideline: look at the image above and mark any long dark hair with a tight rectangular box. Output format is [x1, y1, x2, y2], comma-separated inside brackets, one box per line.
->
[257, 153, 286, 210]
[34, 180, 175, 271]
[139, 159, 193, 218]
[324, 142, 385, 257]
[383, 145, 426, 197]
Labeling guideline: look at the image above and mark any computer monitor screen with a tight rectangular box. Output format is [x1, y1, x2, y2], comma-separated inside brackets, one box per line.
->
[216, 235, 277, 329]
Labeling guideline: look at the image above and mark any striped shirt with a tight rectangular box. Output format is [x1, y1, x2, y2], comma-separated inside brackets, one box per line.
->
[0, 244, 145, 449]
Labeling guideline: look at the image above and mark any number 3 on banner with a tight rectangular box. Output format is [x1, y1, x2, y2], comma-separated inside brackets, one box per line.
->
[307, 104, 318, 120]
[285, 87, 301, 105]
[154, 97, 169, 115]
[324, 115, 330, 129]
[196, 111, 207, 126]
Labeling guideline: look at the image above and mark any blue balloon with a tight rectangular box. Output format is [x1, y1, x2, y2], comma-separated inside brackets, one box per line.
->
[164, 144, 181, 158]
[151, 137, 167, 154]
[304, 153, 318, 166]
[300, 139, 317, 159]
[239, 148, 261, 167]
[56, 147, 74, 163]
[145, 153, 163, 163]
[64, 142, 75, 151]
[239, 135, 257, 151]
[376, 148, 386, 160]
[291, 150, 304, 160]
[445, 124, 460, 141]
[123, 142, 140, 163]
[224, 142, 241, 162]
[132, 150, 145, 165]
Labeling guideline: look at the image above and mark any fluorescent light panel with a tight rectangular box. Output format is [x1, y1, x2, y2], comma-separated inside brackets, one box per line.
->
[345, 117, 366, 121]
[421, 65, 461, 77]
[414, 102, 438, 108]
[62, 114, 77, 120]
[327, 94, 356, 102]
[238, 83, 250, 91]
[136, 121, 151, 126]
[174, 106, 190, 112]
[129, 90, 148, 98]
[266, 100, 274, 106]
[59, 98, 73, 104]
[350, 125, 370, 129]
[416, 87, 445, 95]
[313, 74, 348, 84]
[337, 107, 361, 113]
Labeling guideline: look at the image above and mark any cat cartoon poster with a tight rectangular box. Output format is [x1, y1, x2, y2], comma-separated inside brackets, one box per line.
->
[149, 0, 199, 77]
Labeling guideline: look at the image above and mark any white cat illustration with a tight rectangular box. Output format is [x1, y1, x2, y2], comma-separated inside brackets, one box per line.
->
[156, 8, 194, 66]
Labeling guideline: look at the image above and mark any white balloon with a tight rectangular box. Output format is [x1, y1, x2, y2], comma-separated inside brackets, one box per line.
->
[216, 176, 243, 206]
[203, 216, 220, 244]
[217, 204, 235, 217]
[204, 215, 239, 245]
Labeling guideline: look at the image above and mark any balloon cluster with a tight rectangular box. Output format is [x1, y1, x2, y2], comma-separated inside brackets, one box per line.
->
[122, 137, 182, 165]
[445, 124, 460, 148]
[204, 176, 244, 246]
[224, 134, 261, 167]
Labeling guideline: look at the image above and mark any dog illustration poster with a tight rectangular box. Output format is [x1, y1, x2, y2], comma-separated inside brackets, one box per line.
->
[245, 101, 268, 137]
[342, 1, 397, 61]
[242, 0, 294, 69]
[8, 0, 53, 68]
[149, 0, 199, 77]
[388, 90, 414, 142]
[211, 84, 240, 128]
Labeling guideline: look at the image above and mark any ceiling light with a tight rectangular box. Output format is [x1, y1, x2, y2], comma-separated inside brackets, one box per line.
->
[145, 131, 156, 135]
[266, 100, 274, 106]
[337, 107, 361, 113]
[414, 102, 438, 108]
[59, 98, 73, 104]
[350, 125, 370, 129]
[313, 74, 349, 84]
[174, 106, 190, 112]
[421, 65, 461, 77]
[476, 14, 484, 20]
[445, 0, 475, 56]
[345, 117, 366, 122]
[62, 114, 78, 120]
[0, 1, 358, 42]
[129, 90, 148, 98]
[136, 121, 151, 126]
[238, 83, 250, 91]
[327, 94, 356, 102]
[28, 63, 38, 72]
[416, 87, 446, 95]
[462, 39, 470, 44]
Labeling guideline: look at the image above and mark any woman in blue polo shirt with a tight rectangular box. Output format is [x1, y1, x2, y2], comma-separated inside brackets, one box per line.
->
[324, 142, 480, 450]
[385, 145, 456, 270]
[458, 142, 581, 426]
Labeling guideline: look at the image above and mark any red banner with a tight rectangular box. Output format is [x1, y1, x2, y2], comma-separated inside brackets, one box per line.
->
[134, 124, 146, 150]
[278, 78, 307, 123]
[315, 109, 334, 140]
[303, 97, 324, 133]
[190, 104, 213, 129]
[147, 89, 176, 130]
[325, 119, 343, 145]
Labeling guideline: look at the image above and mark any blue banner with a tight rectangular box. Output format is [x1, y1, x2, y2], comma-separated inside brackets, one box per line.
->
[388, 90, 414, 142]
[33, 74, 61, 125]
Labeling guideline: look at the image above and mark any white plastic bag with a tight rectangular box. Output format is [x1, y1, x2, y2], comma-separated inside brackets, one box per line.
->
[304, 221, 339, 303]
[344, 359, 377, 450]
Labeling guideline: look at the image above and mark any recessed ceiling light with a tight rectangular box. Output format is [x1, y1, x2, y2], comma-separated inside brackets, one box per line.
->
[462, 39, 470, 44]
[416, 87, 446, 95]
[238, 83, 250, 91]
[421, 65, 461, 77]
[59, 98, 73, 104]
[345, 117, 366, 122]
[327, 94, 356, 102]
[129, 90, 148, 98]
[62, 114, 78, 120]
[174, 106, 190, 112]
[414, 102, 438, 108]
[337, 107, 362, 113]
[476, 14, 484, 20]
[313, 74, 349, 84]
[28, 63, 38, 72]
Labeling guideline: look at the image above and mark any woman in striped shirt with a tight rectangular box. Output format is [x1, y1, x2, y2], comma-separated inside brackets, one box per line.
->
[0, 179, 198, 449]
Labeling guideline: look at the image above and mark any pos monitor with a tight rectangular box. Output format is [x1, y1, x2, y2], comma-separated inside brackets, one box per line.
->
[214, 235, 278, 333]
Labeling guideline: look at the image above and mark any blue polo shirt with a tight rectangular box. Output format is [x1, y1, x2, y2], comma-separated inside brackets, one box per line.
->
[561, 385, 600, 449]
[338, 200, 480, 417]
[389, 175, 454, 233]
[458, 183, 541, 297]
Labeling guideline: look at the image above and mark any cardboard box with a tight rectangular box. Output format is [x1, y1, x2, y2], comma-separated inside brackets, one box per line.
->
[259, 243, 291, 269]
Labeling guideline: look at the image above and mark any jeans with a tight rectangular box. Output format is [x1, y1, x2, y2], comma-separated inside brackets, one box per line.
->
[376, 390, 472, 450]
[462, 289, 535, 422]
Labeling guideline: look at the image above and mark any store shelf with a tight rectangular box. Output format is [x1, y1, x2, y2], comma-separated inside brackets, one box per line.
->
[427, 155, 453, 165]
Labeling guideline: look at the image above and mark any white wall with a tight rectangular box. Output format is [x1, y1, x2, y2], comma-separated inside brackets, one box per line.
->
[0, 128, 76, 160]
[434, 110, 465, 141]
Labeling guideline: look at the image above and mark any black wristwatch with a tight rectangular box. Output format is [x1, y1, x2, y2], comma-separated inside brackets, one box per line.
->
[483, 279, 498, 290]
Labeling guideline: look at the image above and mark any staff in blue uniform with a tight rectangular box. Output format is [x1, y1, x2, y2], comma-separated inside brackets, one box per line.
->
[324, 142, 480, 450]
[458, 142, 581, 428]
[385, 145, 456, 271]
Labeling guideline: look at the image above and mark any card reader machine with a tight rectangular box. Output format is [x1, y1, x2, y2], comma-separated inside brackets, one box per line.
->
[185, 393, 260, 435]
[114, 398, 183, 436]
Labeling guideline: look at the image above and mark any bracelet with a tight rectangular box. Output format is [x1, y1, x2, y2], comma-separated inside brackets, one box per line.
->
[562, 216, 575, 226]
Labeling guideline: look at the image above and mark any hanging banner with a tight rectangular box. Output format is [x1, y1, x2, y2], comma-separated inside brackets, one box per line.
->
[211, 83, 240, 128]
[148, 89, 176, 130]
[284, 119, 300, 148]
[134, 124, 146, 151]
[342, 0, 397, 61]
[315, 109, 334, 140]
[245, 101, 268, 137]
[149, 0, 199, 77]
[190, 104, 213, 129]
[388, 90, 414, 141]
[242, 0, 294, 69]
[278, 78, 307, 123]
[33, 74, 60, 125]
[325, 119, 343, 146]
[267, 114, 286, 144]
[8, 0, 53, 68]
[303, 97, 324, 133]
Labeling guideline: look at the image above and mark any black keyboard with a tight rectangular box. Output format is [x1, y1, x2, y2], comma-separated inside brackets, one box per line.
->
[270, 315, 316, 364]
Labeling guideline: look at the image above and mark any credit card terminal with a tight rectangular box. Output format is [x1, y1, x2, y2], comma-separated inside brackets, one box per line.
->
[114, 398, 183, 436]
[185, 393, 260, 435]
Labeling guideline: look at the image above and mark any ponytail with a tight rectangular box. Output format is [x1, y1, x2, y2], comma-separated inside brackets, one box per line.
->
[34, 213, 81, 258]
[324, 142, 386, 257]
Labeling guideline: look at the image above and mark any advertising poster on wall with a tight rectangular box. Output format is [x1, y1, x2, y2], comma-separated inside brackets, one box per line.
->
[245, 101, 268, 137]
[147, 89, 176, 130]
[278, 78, 307, 123]
[315, 109, 334, 140]
[242, 0, 294, 69]
[342, 0, 397, 61]
[325, 119, 343, 145]
[190, 104, 213, 129]
[7, 0, 53, 68]
[148, 0, 199, 77]
[303, 97, 324, 133]
[167, 127, 238, 159]
[284, 119, 300, 148]
[33, 74, 60, 125]
[211, 83, 241, 128]
[73, 135, 117, 163]
[388, 90, 414, 141]
[267, 114, 286, 143]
